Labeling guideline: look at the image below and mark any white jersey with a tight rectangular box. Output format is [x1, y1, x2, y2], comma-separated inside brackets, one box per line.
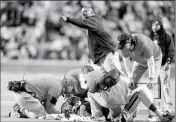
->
[86, 71, 129, 105]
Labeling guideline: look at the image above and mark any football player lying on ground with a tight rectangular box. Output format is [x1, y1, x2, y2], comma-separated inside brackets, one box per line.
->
[63, 65, 111, 121]
[85, 70, 175, 122]
[7, 75, 83, 118]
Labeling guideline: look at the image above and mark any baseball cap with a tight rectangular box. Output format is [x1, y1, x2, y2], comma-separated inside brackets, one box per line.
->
[117, 33, 131, 49]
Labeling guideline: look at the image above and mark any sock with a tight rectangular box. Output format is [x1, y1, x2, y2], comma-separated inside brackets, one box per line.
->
[154, 108, 164, 119]
[149, 104, 163, 119]
[149, 103, 157, 112]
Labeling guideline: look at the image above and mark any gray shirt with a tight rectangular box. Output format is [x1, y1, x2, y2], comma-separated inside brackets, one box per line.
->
[121, 34, 162, 66]
[25, 77, 63, 103]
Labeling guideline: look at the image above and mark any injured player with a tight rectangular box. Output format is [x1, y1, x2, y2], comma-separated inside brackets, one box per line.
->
[61, 65, 110, 121]
[85, 70, 175, 122]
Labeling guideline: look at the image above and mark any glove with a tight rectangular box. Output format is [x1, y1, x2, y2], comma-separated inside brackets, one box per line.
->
[59, 16, 67, 22]
[128, 78, 136, 90]
[106, 69, 120, 81]
[164, 62, 170, 71]
[147, 78, 154, 89]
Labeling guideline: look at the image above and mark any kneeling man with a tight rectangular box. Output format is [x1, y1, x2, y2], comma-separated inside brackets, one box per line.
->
[86, 70, 174, 121]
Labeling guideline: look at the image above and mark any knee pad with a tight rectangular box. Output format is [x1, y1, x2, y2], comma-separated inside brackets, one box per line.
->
[137, 86, 154, 108]
[124, 92, 139, 113]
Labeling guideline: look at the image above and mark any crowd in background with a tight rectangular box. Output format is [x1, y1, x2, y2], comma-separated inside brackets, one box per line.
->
[1, 1, 175, 62]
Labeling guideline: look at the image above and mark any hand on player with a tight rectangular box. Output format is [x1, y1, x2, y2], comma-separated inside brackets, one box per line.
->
[128, 78, 136, 90]
[147, 82, 153, 89]
[147, 78, 153, 89]
[164, 62, 170, 71]
[59, 16, 67, 22]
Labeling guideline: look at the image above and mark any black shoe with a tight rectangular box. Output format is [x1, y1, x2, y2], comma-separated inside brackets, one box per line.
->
[121, 114, 127, 122]
[13, 103, 21, 111]
[12, 103, 28, 118]
[162, 111, 175, 122]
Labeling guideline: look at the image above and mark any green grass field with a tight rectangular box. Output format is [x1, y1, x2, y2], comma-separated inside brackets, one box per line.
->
[1, 60, 175, 121]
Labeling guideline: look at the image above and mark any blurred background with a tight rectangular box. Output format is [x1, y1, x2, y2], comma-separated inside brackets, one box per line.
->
[1, 1, 175, 62]
[1, 1, 175, 119]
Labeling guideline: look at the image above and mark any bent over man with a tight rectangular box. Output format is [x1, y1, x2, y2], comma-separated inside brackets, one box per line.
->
[117, 33, 162, 121]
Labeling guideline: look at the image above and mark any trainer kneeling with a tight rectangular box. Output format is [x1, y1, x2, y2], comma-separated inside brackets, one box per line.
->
[7, 76, 77, 118]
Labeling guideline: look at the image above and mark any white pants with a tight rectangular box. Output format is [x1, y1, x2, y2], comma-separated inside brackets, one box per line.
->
[125, 86, 155, 114]
[132, 54, 162, 84]
[159, 64, 173, 111]
[132, 54, 162, 97]
[14, 92, 47, 117]
[91, 51, 124, 75]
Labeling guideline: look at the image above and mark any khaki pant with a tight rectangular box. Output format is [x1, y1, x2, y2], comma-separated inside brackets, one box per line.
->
[159, 64, 173, 111]
[132, 54, 162, 116]
[132, 54, 162, 84]
[14, 92, 47, 117]
[94, 51, 124, 75]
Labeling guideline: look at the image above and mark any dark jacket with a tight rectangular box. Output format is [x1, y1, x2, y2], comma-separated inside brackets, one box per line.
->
[150, 26, 175, 66]
[66, 15, 116, 64]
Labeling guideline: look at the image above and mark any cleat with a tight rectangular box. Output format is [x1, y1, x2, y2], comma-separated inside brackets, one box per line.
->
[11, 103, 36, 118]
[161, 111, 175, 122]
[146, 115, 159, 122]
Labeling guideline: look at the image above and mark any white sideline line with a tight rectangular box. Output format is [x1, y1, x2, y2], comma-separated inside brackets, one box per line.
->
[1, 101, 15, 106]
[2, 93, 13, 96]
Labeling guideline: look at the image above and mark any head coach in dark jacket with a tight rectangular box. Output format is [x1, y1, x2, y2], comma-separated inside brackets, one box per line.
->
[59, 7, 124, 75]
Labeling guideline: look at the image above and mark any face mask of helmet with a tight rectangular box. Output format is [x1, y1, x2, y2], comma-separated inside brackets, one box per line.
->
[97, 76, 116, 91]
